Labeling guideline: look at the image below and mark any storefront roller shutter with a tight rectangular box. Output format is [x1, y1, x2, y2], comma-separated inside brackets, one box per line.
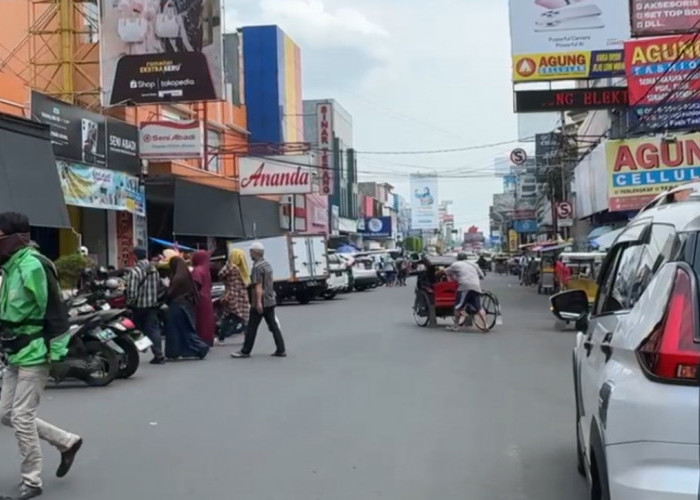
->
[173, 180, 245, 238]
[0, 114, 69, 228]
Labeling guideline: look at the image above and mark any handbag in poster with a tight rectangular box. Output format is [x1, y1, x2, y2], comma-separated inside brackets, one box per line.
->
[101, 0, 223, 106]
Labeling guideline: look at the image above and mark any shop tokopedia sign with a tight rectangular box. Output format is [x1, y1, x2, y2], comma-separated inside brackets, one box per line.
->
[239, 156, 314, 196]
[606, 133, 700, 211]
[508, 0, 629, 82]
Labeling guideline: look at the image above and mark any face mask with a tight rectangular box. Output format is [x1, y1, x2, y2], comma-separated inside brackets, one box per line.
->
[0, 233, 31, 264]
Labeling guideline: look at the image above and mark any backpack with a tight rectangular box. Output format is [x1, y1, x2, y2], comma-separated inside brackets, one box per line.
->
[33, 254, 69, 341]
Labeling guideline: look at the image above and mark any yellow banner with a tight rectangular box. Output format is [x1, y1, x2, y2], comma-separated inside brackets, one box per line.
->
[508, 230, 518, 253]
[605, 134, 700, 211]
[513, 52, 592, 82]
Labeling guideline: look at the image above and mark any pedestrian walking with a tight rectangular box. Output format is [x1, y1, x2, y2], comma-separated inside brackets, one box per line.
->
[0, 212, 82, 500]
[191, 251, 216, 347]
[231, 242, 286, 358]
[217, 248, 250, 343]
[126, 247, 165, 365]
[164, 257, 209, 360]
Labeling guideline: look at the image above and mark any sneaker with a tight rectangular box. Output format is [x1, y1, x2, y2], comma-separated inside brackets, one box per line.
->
[2, 484, 43, 500]
[149, 357, 166, 365]
[56, 437, 82, 478]
[271, 352, 287, 358]
[230, 351, 250, 359]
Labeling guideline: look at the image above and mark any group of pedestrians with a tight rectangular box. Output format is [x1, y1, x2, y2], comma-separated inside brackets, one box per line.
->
[378, 256, 410, 287]
[127, 241, 286, 363]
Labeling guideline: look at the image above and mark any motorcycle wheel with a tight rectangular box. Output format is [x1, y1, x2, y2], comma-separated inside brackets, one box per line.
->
[114, 336, 140, 379]
[82, 341, 120, 387]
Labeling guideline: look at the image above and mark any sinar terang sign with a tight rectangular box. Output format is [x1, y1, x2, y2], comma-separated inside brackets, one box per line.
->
[239, 156, 315, 195]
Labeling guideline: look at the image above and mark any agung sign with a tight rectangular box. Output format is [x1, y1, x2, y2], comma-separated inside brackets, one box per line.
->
[606, 133, 700, 211]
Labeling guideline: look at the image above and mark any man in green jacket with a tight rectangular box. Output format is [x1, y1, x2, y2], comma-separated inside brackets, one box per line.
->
[0, 213, 82, 500]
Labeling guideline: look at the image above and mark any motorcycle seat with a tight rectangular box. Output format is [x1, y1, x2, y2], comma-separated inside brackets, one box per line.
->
[68, 312, 100, 325]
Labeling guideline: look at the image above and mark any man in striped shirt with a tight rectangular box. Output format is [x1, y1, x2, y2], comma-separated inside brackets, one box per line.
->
[126, 247, 165, 364]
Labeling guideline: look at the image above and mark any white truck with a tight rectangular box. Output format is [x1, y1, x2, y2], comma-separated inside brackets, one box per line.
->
[227, 235, 329, 304]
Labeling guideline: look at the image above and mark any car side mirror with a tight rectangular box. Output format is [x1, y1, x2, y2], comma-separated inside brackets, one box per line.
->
[550, 289, 589, 322]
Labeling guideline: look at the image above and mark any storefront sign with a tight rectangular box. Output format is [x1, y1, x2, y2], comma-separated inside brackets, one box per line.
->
[625, 35, 700, 131]
[139, 121, 203, 159]
[606, 133, 700, 211]
[508, 229, 519, 253]
[508, 0, 629, 82]
[100, 0, 224, 106]
[32, 91, 139, 173]
[630, 0, 700, 36]
[513, 209, 536, 220]
[514, 219, 539, 234]
[239, 156, 314, 195]
[515, 87, 628, 113]
[358, 217, 393, 238]
[116, 211, 135, 268]
[338, 217, 358, 234]
[317, 103, 334, 195]
[57, 161, 145, 215]
[410, 174, 439, 230]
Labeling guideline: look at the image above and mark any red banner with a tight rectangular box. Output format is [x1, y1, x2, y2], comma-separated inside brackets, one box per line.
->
[631, 0, 700, 37]
[625, 35, 700, 130]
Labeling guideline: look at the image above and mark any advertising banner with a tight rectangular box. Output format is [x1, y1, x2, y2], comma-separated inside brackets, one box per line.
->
[605, 133, 700, 211]
[317, 102, 334, 195]
[32, 91, 140, 174]
[100, 0, 224, 106]
[410, 174, 439, 230]
[630, 0, 700, 37]
[239, 156, 314, 196]
[509, 0, 629, 82]
[139, 121, 203, 159]
[625, 35, 700, 131]
[358, 217, 393, 238]
[57, 161, 145, 215]
[508, 229, 519, 252]
[514, 219, 539, 234]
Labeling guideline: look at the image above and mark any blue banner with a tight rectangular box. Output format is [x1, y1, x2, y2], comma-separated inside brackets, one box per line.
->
[358, 217, 393, 238]
[514, 219, 538, 234]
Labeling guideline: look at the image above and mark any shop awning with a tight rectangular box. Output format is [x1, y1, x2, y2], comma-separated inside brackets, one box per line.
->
[0, 114, 69, 228]
[239, 196, 283, 239]
[173, 180, 245, 238]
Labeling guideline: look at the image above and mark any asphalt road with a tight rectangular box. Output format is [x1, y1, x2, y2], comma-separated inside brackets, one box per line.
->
[0, 274, 588, 500]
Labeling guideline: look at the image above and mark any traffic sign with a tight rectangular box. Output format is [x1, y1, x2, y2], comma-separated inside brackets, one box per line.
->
[510, 148, 527, 165]
[556, 202, 573, 219]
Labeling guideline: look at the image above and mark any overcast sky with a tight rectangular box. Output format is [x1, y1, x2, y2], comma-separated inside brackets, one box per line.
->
[227, 0, 519, 233]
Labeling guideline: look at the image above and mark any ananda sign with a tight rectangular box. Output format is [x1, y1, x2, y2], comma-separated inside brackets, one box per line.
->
[239, 156, 314, 196]
[606, 133, 700, 211]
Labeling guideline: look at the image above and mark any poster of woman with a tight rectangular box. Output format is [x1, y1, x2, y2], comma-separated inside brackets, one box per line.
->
[100, 0, 224, 106]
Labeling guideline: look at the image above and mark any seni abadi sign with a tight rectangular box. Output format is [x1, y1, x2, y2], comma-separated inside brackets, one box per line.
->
[139, 121, 203, 159]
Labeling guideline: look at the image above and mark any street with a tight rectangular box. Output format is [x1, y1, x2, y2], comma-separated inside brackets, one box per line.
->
[0, 275, 587, 500]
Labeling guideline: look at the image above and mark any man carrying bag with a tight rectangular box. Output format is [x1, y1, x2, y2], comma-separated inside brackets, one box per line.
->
[0, 212, 82, 500]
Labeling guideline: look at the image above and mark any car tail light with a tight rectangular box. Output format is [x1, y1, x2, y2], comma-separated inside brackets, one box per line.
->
[637, 268, 700, 383]
[120, 318, 136, 330]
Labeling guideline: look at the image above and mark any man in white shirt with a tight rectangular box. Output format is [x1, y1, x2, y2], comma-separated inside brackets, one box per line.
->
[445, 253, 486, 331]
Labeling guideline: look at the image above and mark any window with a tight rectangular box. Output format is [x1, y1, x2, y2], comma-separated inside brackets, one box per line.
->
[81, 1, 99, 44]
[629, 224, 677, 305]
[206, 130, 221, 173]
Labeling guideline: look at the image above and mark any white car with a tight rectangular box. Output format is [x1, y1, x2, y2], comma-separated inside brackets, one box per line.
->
[324, 253, 350, 299]
[551, 182, 700, 500]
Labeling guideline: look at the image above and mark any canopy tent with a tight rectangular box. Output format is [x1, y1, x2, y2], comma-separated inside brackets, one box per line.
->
[149, 237, 196, 252]
[590, 228, 624, 251]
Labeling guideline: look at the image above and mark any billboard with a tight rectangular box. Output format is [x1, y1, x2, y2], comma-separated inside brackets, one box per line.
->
[410, 174, 439, 230]
[509, 0, 629, 81]
[605, 134, 700, 211]
[31, 91, 139, 174]
[625, 35, 700, 132]
[631, 1, 700, 37]
[100, 0, 224, 106]
[514, 87, 629, 113]
[514, 220, 539, 234]
[139, 121, 203, 159]
[239, 156, 314, 196]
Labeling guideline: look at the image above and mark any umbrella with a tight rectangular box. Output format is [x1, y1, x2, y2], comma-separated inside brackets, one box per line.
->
[149, 237, 196, 252]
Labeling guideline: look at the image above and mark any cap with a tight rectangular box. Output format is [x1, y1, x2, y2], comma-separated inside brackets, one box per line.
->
[250, 242, 265, 251]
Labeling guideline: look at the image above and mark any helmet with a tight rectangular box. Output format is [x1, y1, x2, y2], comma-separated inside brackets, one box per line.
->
[105, 278, 120, 290]
[79, 246, 89, 257]
[457, 252, 468, 261]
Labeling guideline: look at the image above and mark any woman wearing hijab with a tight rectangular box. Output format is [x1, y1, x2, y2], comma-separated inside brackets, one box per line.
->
[164, 256, 209, 360]
[217, 248, 251, 343]
[191, 250, 216, 347]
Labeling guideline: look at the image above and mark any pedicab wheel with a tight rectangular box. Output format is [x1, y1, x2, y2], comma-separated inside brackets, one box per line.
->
[413, 291, 430, 327]
[475, 292, 499, 332]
